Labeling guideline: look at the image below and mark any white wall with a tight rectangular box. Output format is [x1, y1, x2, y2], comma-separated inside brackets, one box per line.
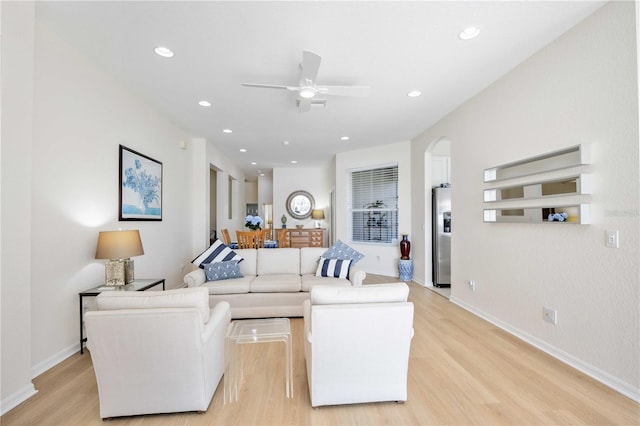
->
[273, 166, 332, 231]
[0, 1, 37, 414]
[412, 1, 639, 399]
[335, 141, 411, 276]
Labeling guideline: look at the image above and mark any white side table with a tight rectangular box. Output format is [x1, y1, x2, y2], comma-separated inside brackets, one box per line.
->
[224, 318, 293, 403]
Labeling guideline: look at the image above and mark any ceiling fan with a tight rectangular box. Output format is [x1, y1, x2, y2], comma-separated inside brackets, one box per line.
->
[242, 51, 370, 112]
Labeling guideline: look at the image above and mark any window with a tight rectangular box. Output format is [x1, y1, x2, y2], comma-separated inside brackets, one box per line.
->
[350, 165, 398, 243]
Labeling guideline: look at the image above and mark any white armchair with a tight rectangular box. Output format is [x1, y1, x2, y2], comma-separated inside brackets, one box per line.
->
[85, 287, 231, 419]
[302, 283, 414, 407]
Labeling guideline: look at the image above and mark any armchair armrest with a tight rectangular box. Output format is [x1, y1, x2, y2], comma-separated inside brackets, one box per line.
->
[202, 301, 231, 342]
[349, 268, 366, 287]
[184, 268, 206, 287]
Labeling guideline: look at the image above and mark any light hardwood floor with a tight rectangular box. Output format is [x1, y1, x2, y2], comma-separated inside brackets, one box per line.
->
[3, 277, 638, 425]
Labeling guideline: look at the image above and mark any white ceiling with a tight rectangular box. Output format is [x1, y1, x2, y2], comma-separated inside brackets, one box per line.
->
[35, 1, 605, 180]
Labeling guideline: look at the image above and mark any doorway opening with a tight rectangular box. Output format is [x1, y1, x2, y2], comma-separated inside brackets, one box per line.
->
[424, 138, 451, 299]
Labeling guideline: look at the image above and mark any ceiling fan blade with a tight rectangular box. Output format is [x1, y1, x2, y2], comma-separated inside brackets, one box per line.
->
[316, 85, 371, 97]
[297, 98, 312, 113]
[299, 51, 321, 86]
[242, 83, 298, 91]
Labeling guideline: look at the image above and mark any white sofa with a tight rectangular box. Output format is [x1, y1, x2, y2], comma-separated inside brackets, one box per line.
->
[85, 288, 230, 419]
[303, 283, 414, 407]
[184, 247, 365, 318]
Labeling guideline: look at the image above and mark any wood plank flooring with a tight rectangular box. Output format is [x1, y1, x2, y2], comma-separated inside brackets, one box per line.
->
[3, 277, 638, 425]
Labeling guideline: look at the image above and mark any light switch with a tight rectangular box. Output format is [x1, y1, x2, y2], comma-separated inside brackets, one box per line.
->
[605, 230, 619, 248]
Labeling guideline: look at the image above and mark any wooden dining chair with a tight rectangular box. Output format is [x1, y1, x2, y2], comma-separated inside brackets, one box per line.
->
[236, 230, 264, 249]
[277, 228, 290, 248]
[262, 228, 272, 241]
[221, 229, 231, 245]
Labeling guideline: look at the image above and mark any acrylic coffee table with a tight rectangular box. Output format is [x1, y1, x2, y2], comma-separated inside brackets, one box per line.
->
[224, 318, 293, 403]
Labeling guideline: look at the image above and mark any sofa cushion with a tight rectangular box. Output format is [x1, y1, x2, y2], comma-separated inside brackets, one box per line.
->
[300, 247, 326, 275]
[204, 260, 243, 281]
[236, 249, 257, 276]
[316, 257, 352, 279]
[192, 239, 243, 269]
[322, 239, 364, 264]
[301, 274, 351, 292]
[257, 248, 300, 275]
[250, 274, 301, 293]
[311, 283, 409, 305]
[96, 287, 210, 323]
[203, 276, 253, 295]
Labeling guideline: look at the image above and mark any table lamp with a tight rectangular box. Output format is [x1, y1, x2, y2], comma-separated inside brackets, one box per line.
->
[95, 230, 144, 286]
[311, 209, 325, 228]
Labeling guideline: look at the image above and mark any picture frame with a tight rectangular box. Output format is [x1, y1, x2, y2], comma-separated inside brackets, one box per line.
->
[119, 145, 163, 221]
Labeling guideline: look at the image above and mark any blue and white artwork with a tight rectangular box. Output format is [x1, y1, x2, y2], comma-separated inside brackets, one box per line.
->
[119, 145, 162, 220]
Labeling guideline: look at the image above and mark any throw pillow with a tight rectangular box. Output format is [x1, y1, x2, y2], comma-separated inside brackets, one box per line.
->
[203, 260, 243, 281]
[322, 239, 364, 264]
[315, 257, 352, 279]
[192, 239, 243, 269]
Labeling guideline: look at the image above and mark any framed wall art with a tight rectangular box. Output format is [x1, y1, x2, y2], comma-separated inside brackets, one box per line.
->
[119, 145, 163, 221]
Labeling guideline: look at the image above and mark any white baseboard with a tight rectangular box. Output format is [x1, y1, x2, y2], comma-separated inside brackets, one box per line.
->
[450, 295, 640, 403]
[1, 383, 37, 416]
[31, 342, 78, 379]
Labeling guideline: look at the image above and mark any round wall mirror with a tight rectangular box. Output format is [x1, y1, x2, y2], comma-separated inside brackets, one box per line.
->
[286, 190, 315, 220]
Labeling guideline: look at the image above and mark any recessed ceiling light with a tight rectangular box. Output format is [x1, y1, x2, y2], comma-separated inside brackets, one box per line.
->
[259, 173, 265, 177]
[222, 129, 232, 134]
[283, 141, 290, 145]
[459, 27, 480, 40]
[239, 148, 247, 152]
[341, 136, 350, 141]
[407, 90, 421, 98]
[154, 46, 174, 58]
[291, 160, 298, 164]
[251, 162, 257, 165]
[198, 100, 211, 107]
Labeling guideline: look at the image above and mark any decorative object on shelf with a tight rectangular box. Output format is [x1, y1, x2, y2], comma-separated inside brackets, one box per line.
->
[119, 145, 162, 221]
[548, 212, 568, 222]
[244, 215, 263, 231]
[95, 230, 145, 286]
[400, 234, 411, 260]
[286, 190, 315, 219]
[311, 209, 325, 228]
[398, 259, 413, 281]
[295, 224, 304, 229]
[281, 214, 287, 229]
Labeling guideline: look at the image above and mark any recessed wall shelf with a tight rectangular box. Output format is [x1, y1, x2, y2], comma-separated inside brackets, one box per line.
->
[483, 144, 590, 182]
[483, 204, 590, 224]
[483, 174, 591, 202]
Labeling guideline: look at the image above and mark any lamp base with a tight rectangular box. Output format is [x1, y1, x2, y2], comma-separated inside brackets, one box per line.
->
[105, 260, 126, 286]
[124, 258, 135, 283]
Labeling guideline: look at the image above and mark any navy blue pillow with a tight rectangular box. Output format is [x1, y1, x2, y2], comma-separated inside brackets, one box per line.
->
[203, 260, 243, 281]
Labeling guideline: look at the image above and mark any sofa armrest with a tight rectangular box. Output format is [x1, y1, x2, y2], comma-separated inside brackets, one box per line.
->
[184, 268, 206, 287]
[349, 268, 366, 287]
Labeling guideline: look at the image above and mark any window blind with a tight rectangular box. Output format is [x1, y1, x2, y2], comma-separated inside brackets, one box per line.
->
[350, 165, 398, 243]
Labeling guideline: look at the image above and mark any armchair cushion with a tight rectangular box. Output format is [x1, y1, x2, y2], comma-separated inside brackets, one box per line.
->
[96, 287, 211, 324]
[192, 239, 243, 269]
[204, 260, 243, 281]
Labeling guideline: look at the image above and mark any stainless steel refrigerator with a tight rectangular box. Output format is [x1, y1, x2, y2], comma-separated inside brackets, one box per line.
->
[432, 186, 451, 287]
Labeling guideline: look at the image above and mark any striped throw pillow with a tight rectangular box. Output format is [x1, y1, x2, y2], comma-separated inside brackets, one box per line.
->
[192, 239, 243, 269]
[315, 257, 352, 279]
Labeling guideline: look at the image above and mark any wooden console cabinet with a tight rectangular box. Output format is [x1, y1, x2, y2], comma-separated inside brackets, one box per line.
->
[280, 228, 325, 248]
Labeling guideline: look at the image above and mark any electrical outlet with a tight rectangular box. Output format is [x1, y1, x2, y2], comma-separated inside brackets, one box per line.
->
[468, 280, 476, 291]
[543, 307, 557, 324]
[179, 264, 185, 272]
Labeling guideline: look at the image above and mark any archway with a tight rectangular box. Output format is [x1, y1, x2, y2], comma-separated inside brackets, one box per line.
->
[423, 137, 451, 297]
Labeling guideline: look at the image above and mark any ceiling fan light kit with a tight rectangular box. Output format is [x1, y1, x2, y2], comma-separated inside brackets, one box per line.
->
[242, 50, 370, 112]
